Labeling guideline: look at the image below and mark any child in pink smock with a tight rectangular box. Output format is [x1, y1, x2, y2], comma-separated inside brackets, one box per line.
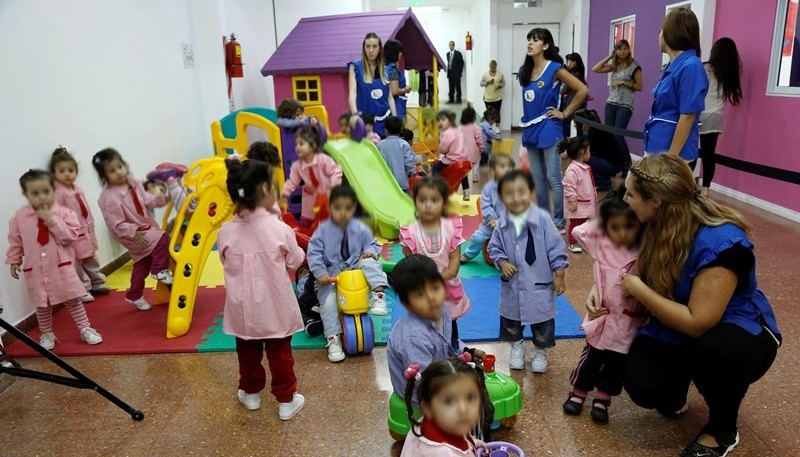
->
[560, 137, 597, 253]
[400, 177, 470, 349]
[459, 106, 485, 183]
[6, 169, 103, 350]
[49, 147, 110, 302]
[563, 187, 644, 423]
[93, 148, 173, 312]
[433, 109, 472, 201]
[280, 124, 342, 227]
[218, 157, 306, 420]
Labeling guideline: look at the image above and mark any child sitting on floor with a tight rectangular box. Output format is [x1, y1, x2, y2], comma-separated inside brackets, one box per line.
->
[377, 116, 418, 192]
[461, 153, 513, 264]
[6, 169, 103, 349]
[308, 185, 389, 363]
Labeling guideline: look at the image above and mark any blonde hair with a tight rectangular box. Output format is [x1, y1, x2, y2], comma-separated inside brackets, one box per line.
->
[360, 32, 388, 84]
[630, 154, 751, 297]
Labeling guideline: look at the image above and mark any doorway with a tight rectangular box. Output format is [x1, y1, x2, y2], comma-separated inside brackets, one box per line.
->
[511, 22, 560, 128]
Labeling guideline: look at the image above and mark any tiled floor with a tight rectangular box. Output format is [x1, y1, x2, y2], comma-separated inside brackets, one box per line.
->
[1, 189, 798, 456]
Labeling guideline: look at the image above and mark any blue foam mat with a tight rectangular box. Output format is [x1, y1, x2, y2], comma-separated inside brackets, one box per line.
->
[389, 276, 585, 342]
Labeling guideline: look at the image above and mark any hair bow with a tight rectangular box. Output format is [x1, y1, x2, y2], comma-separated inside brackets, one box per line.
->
[92, 156, 102, 165]
[404, 363, 422, 381]
[238, 188, 245, 198]
[457, 352, 476, 369]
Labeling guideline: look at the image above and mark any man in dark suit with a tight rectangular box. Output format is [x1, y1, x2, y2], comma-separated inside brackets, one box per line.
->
[446, 41, 464, 104]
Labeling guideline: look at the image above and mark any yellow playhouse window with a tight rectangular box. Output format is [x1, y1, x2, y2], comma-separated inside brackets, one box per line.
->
[292, 76, 322, 106]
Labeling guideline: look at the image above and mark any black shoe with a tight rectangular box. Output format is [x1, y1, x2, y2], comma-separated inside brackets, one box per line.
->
[562, 394, 585, 416]
[590, 399, 610, 423]
[304, 318, 323, 338]
[681, 431, 740, 457]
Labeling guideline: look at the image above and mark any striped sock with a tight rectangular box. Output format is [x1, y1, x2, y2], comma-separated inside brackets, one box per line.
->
[36, 307, 54, 333]
[64, 300, 91, 330]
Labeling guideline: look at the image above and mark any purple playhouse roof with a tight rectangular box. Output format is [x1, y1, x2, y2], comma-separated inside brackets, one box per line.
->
[261, 9, 446, 76]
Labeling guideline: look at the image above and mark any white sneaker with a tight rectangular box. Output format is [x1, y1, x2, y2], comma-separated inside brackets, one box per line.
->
[370, 292, 389, 316]
[80, 294, 95, 303]
[151, 269, 173, 285]
[79, 327, 103, 345]
[462, 190, 471, 201]
[326, 334, 345, 363]
[509, 340, 526, 370]
[531, 347, 548, 373]
[568, 244, 583, 253]
[237, 389, 261, 411]
[472, 169, 480, 182]
[39, 332, 57, 350]
[278, 393, 305, 420]
[125, 296, 152, 311]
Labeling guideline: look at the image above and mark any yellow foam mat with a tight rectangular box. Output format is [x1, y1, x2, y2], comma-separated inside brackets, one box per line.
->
[105, 251, 225, 292]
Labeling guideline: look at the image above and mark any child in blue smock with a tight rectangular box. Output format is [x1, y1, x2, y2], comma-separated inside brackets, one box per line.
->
[479, 109, 501, 166]
[643, 9, 708, 160]
[461, 153, 512, 264]
[488, 170, 568, 374]
[307, 185, 389, 363]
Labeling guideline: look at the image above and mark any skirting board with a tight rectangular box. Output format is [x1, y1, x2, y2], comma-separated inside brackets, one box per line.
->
[710, 183, 800, 224]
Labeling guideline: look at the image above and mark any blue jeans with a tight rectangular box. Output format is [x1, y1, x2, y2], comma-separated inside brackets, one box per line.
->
[499, 316, 556, 349]
[463, 224, 493, 260]
[587, 156, 622, 191]
[604, 103, 633, 163]
[526, 143, 564, 227]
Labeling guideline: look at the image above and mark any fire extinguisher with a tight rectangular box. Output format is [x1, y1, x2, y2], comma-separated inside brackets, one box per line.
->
[465, 32, 473, 51]
[224, 33, 243, 104]
[225, 33, 244, 78]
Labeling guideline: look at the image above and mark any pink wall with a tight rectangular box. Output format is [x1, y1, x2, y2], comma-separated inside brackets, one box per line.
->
[713, 0, 800, 213]
[273, 74, 350, 133]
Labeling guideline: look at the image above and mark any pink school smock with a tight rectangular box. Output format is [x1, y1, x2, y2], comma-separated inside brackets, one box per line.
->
[459, 123, 484, 164]
[439, 127, 468, 165]
[54, 180, 98, 259]
[98, 177, 166, 262]
[399, 217, 471, 319]
[281, 153, 343, 222]
[5, 204, 88, 308]
[563, 160, 597, 220]
[573, 219, 644, 353]
[217, 207, 306, 339]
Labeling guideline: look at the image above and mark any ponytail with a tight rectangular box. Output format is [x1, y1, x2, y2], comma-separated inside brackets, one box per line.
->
[225, 156, 273, 211]
[558, 136, 590, 161]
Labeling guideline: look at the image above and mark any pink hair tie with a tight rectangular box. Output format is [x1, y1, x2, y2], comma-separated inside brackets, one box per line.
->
[404, 364, 421, 381]
[457, 352, 472, 363]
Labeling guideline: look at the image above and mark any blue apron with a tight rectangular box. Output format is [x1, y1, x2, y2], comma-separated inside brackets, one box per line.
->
[519, 60, 563, 149]
[350, 60, 391, 137]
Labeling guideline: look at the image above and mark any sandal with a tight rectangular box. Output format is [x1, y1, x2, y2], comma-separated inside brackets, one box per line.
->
[590, 398, 610, 423]
[562, 393, 585, 416]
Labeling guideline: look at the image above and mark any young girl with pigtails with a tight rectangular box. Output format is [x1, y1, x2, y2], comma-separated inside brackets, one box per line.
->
[50, 146, 110, 301]
[401, 356, 493, 456]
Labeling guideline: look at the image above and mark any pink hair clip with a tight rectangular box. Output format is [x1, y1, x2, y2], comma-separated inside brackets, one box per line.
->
[457, 352, 472, 363]
[404, 363, 422, 381]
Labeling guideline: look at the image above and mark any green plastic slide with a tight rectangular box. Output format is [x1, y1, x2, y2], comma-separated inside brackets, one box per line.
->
[324, 138, 416, 239]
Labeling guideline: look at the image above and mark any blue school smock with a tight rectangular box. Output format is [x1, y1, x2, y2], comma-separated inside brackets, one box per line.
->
[519, 60, 563, 149]
[349, 60, 391, 137]
[638, 223, 781, 345]
[386, 62, 407, 120]
[643, 50, 708, 160]
[487, 205, 569, 325]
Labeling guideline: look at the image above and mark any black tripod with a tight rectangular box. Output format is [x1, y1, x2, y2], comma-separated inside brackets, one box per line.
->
[0, 314, 144, 421]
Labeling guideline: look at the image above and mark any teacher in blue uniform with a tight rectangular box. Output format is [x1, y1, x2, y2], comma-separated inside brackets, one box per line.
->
[519, 28, 588, 230]
[643, 8, 708, 160]
[348, 32, 396, 138]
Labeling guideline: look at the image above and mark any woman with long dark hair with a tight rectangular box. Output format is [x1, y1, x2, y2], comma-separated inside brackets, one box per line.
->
[562, 52, 588, 138]
[519, 28, 588, 231]
[592, 40, 642, 161]
[699, 38, 742, 196]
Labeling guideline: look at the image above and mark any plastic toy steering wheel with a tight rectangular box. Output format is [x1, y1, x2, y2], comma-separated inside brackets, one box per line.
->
[476, 441, 525, 457]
